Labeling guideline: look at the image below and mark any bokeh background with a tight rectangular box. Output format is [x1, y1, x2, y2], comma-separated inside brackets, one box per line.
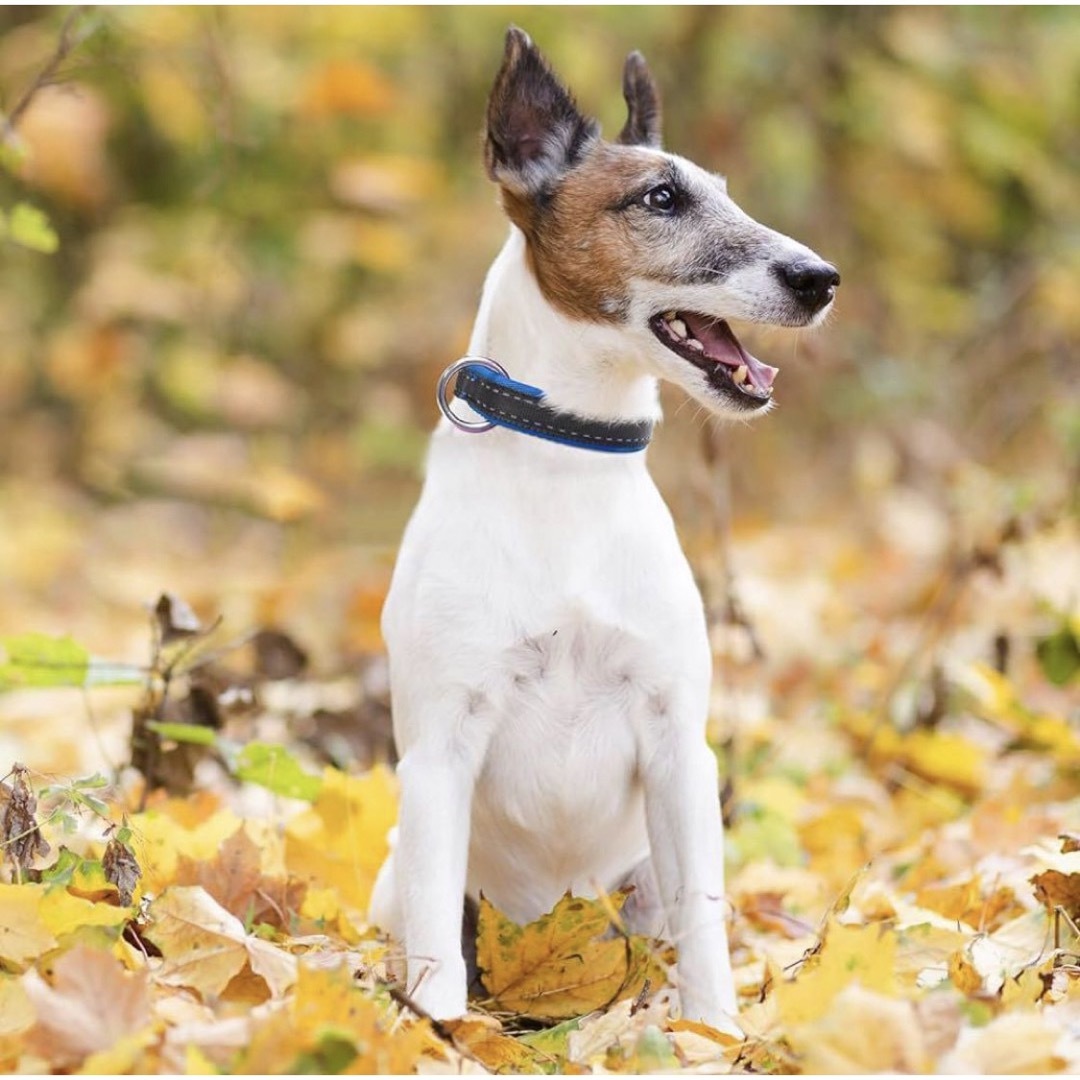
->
[0, 5, 1077, 667]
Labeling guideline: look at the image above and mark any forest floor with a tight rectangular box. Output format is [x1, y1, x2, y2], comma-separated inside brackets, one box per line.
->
[0, 469, 1078, 1074]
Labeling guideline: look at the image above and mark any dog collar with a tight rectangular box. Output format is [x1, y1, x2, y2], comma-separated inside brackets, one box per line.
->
[436, 357, 653, 454]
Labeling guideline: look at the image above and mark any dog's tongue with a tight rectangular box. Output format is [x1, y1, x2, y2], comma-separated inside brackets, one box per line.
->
[682, 313, 778, 389]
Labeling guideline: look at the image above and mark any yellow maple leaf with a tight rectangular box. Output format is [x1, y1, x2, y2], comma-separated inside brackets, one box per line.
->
[773, 921, 898, 1026]
[0, 885, 128, 967]
[0, 886, 59, 966]
[442, 1017, 548, 1073]
[239, 961, 433, 1074]
[128, 805, 243, 894]
[477, 892, 671, 1021]
[284, 766, 397, 914]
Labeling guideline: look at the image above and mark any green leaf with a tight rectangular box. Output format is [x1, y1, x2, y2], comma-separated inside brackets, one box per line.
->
[1036, 625, 1080, 687]
[38, 847, 83, 888]
[0, 633, 89, 690]
[0, 134, 28, 173]
[519, 1015, 581, 1059]
[8, 201, 59, 254]
[235, 742, 323, 801]
[146, 721, 220, 747]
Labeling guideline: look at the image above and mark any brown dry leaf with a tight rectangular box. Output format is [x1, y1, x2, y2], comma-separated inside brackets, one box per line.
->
[0, 765, 49, 873]
[1032, 869, 1080, 918]
[738, 891, 817, 939]
[102, 836, 142, 907]
[21, 944, 151, 1070]
[787, 984, 928, 1073]
[144, 885, 297, 999]
[477, 891, 670, 1022]
[174, 826, 305, 930]
[153, 591, 203, 643]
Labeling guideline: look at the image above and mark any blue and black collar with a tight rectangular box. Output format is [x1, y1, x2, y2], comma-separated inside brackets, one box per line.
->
[437, 358, 653, 454]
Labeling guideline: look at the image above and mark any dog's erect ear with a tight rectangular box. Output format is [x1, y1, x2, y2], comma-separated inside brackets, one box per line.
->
[485, 27, 600, 197]
[618, 51, 662, 148]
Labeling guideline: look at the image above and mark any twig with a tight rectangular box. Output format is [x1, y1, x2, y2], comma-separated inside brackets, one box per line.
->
[384, 982, 453, 1041]
[382, 982, 490, 1069]
[4, 7, 88, 133]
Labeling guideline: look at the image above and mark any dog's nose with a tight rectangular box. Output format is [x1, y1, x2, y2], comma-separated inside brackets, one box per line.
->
[776, 258, 841, 311]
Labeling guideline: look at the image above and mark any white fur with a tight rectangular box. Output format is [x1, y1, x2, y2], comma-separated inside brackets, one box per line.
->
[369, 173, 834, 1034]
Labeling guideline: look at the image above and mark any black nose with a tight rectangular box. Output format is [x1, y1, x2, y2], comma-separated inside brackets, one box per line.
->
[776, 258, 841, 312]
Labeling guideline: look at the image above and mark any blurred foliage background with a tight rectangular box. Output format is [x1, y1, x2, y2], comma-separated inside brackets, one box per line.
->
[0, 6, 1077, 658]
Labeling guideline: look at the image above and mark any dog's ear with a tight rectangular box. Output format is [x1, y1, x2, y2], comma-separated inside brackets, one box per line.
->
[485, 27, 599, 197]
[618, 51, 662, 148]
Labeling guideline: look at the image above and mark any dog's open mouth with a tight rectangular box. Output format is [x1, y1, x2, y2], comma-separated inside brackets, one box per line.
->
[649, 312, 778, 405]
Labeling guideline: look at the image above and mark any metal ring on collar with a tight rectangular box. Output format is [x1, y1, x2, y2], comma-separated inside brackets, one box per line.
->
[436, 356, 509, 433]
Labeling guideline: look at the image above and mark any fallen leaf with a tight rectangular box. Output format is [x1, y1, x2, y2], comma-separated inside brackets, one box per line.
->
[787, 984, 928, 1073]
[773, 921, 898, 1025]
[21, 944, 150, 1070]
[1032, 869, 1080, 918]
[284, 766, 396, 913]
[738, 891, 817, 939]
[237, 961, 433, 1074]
[947, 948, 984, 995]
[129, 803, 243, 894]
[442, 1017, 548, 1072]
[144, 885, 297, 999]
[103, 835, 142, 906]
[477, 891, 670, 1021]
[939, 1009, 1065, 1073]
[0, 765, 49, 872]
[174, 826, 305, 930]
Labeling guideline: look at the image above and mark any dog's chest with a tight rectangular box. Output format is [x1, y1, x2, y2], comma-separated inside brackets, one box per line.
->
[468, 606, 664, 910]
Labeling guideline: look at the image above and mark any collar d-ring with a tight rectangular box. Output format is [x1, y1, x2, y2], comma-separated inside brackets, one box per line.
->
[436, 356, 509, 433]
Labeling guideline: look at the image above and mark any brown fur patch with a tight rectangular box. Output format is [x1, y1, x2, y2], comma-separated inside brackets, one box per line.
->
[501, 142, 673, 324]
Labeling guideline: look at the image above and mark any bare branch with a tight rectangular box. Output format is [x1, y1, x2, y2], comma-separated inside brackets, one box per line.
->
[4, 7, 90, 134]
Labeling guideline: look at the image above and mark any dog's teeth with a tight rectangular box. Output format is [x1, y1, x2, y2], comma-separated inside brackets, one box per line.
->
[663, 311, 677, 321]
[733, 364, 748, 386]
[686, 338, 704, 352]
[669, 318, 688, 340]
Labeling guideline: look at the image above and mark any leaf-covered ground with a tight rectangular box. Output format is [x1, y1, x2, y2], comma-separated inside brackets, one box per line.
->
[0, 475, 1077, 1075]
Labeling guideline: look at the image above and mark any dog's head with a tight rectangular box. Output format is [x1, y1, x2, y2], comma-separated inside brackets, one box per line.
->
[485, 28, 839, 416]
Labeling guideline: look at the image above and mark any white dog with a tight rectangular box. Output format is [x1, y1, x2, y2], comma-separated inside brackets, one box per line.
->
[369, 28, 839, 1035]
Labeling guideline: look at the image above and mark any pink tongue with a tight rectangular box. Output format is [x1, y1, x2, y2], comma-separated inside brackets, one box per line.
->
[682, 314, 778, 389]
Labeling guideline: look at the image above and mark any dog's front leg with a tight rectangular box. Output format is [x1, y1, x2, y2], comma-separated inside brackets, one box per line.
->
[644, 734, 740, 1035]
[396, 743, 475, 1018]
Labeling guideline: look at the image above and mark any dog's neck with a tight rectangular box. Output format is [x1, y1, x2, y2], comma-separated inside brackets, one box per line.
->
[465, 228, 660, 426]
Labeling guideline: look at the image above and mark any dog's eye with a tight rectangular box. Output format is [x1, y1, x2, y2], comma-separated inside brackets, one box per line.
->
[641, 184, 678, 213]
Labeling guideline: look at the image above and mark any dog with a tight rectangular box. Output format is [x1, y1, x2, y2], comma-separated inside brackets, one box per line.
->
[368, 28, 838, 1035]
